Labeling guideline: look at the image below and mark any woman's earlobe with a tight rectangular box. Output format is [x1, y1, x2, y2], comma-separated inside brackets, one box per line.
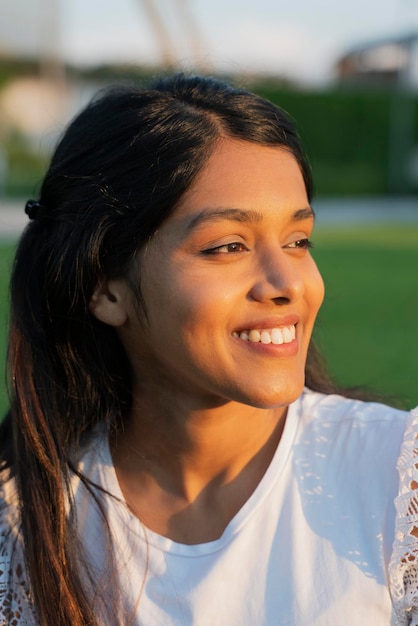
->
[89, 278, 129, 327]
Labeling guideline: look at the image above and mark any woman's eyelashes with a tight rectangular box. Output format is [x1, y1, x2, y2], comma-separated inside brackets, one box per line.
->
[201, 237, 314, 256]
[202, 241, 249, 255]
[285, 238, 314, 250]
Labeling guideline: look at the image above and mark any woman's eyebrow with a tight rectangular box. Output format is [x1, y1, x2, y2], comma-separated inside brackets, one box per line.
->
[292, 206, 315, 222]
[186, 205, 315, 231]
[186, 208, 263, 231]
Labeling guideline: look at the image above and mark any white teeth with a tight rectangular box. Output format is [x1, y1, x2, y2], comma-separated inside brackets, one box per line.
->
[249, 330, 261, 343]
[283, 327, 293, 343]
[271, 328, 284, 345]
[234, 325, 296, 345]
[260, 331, 271, 344]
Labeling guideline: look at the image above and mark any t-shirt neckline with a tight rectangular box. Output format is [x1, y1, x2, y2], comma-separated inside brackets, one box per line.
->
[97, 395, 302, 556]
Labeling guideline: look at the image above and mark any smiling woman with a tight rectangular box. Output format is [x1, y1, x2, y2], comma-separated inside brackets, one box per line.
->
[0, 73, 416, 626]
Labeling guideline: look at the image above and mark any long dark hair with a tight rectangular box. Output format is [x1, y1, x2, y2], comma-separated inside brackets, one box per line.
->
[0, 73, 335, 625]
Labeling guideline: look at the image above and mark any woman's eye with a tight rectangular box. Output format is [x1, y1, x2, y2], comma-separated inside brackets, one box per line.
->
[286, 238, 314, 250]
[203, 242, 248, 255]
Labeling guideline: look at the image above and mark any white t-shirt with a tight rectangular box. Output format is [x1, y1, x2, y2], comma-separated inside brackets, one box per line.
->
[1, 388, 418, 625]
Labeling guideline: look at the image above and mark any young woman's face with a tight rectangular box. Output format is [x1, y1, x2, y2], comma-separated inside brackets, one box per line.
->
[118, 138, 325, 409]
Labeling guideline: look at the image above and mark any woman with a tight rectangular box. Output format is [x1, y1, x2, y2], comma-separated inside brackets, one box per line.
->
[0, 73, 416, 625]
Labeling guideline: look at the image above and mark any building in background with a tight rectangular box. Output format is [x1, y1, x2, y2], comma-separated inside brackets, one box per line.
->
[336, 32, 418, 90]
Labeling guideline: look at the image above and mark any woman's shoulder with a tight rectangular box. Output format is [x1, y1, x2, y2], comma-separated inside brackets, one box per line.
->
[297, 390, 418, 623]
[297, 387, 409, 459]
[299, 387, 408, 426]
[294, 388, 410, 493]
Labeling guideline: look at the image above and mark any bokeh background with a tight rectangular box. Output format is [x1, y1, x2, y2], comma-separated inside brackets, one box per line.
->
[0, 0, 417, 411]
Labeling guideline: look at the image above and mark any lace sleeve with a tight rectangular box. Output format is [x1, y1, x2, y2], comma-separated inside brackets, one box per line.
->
[0, 480, 39, 625]
[390, 407, 418, 626]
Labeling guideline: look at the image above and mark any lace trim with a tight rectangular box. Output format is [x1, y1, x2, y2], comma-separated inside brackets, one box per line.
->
[390, 407, 418, 626]
[0, 481, 38, 625]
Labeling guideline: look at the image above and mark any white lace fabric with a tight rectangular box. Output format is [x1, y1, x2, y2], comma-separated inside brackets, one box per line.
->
[390, 407, 418, 626]
[0, 479, 38, 625]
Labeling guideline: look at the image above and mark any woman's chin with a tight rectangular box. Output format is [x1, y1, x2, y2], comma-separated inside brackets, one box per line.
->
[231, 377, 305, 410]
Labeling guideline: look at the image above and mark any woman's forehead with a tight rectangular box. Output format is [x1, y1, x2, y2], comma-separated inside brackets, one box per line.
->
[171, 138, 308, 222]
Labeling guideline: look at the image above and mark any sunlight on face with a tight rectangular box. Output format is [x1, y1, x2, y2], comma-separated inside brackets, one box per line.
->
[118, 138, 325, 409]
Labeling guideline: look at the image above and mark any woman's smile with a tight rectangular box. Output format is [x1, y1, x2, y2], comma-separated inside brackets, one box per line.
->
[232, 316, 297, 344]
[233, 324, 296, 350]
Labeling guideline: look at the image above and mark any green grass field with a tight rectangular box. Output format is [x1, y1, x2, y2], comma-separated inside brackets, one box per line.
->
[312, 225, 418, 409]
[0, 224, 417, 417]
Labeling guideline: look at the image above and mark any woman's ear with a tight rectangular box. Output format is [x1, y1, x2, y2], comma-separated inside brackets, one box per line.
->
[89, 277, 129, 327]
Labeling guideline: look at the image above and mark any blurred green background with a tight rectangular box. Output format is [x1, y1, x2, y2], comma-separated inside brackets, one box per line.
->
[313, 224, 418, 409]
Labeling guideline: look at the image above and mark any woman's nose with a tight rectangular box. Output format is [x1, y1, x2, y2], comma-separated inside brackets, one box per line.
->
[249, 247, 305, 304]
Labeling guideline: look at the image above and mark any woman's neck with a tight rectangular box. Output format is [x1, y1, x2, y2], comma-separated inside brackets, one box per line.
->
[110, 393, 288, 544]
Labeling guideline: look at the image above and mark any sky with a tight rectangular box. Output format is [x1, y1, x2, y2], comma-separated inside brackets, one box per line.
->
[1, 0, 418, 85]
